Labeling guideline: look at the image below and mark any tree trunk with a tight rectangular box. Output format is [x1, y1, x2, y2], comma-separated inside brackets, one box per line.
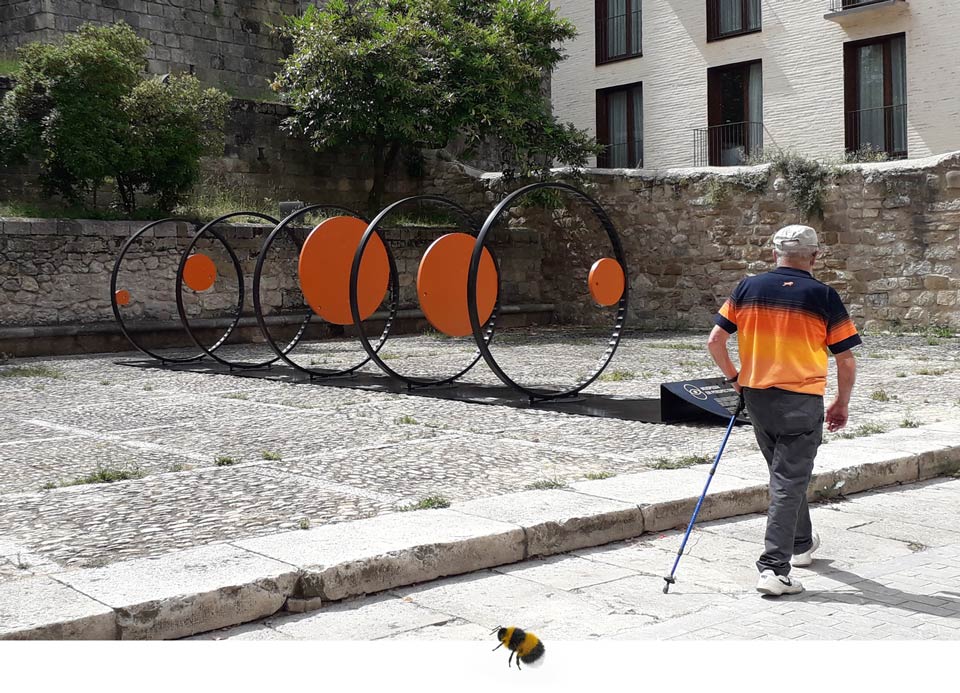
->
[367, 135, 401, 214]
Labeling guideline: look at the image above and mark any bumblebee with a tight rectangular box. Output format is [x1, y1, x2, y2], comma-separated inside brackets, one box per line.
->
[491, 626, 545, 670]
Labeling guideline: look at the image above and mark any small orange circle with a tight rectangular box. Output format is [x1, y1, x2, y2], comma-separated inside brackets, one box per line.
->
[115, 289, 131, 306]
[588, 258, 625, 307]
[417, 233, 498, 338]
[183, 253, 217, 292]
[298, 216, 390, 325]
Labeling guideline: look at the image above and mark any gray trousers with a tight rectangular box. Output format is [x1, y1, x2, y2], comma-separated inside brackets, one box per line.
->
[743, 387, 824, 576]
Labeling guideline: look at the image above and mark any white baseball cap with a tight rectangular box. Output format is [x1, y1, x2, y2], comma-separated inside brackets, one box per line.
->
[773, 224, 819, 250]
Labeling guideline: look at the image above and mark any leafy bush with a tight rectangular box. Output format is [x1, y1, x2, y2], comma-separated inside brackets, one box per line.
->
[0, 22, 228, 213]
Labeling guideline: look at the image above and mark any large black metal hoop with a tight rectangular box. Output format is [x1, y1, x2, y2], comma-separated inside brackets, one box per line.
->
[467, 182, 628, 402]
[175, 211, 292, 370]
[111, 218, 209, 363]
[348, 195, 501, 388]
[252, 204, 400, 378]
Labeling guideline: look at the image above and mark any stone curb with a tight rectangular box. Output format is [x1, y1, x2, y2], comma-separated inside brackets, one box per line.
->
[3, 422, 960, 640]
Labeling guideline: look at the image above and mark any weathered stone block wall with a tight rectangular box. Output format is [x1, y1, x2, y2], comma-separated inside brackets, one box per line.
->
[4, 152, 960, 337]
[0, 218, 542, 329]
[480, 152, 960, 333]
[0, 1, 52, 54]
[0, 0, 301, 99]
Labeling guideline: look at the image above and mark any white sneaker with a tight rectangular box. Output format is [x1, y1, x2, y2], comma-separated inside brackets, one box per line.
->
[756, 569, 804, 596]
[792, 532, 821, 568]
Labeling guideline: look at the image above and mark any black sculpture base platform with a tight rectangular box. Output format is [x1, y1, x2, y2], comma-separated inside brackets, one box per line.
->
[117, 360, 748, 426]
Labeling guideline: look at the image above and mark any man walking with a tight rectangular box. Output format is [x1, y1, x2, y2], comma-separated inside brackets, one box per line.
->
[707, 225, 860, 596]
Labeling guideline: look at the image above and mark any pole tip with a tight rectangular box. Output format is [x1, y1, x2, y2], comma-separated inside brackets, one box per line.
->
[662, 575, 675, 594]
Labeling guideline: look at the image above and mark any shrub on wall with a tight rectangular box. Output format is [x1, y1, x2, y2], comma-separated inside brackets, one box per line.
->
[0, 22, 228, 213]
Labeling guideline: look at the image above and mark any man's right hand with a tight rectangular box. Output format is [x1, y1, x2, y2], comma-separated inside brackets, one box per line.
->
[826, 399, 849, 431]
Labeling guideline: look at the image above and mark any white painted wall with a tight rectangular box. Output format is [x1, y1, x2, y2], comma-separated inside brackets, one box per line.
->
[551, 0, 960, 168]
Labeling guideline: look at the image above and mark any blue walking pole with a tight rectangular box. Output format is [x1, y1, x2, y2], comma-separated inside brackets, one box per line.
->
[662, 392, 746, 594]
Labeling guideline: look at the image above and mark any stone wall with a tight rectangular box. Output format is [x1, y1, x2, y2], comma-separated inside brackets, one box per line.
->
[0, 216, 542, 330]
[485, 152, 960, 333]
[4, 151, 960, 350]
[0, 0, 302, 99]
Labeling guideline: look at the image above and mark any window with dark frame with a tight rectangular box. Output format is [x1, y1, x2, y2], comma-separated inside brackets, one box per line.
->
[843, 33, 907, 159]
[596, 0, 642, 64]
[697, 59, 763, 166]
[596, 82, 643, 168]
[706, 0, 761, 42]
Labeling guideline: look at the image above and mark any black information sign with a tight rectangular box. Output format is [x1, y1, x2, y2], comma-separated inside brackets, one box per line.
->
[659, 377, 751, 425]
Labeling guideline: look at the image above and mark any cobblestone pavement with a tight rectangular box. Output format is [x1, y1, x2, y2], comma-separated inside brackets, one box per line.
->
[1, 327, 959, 580]
[195, 478, 960, 641]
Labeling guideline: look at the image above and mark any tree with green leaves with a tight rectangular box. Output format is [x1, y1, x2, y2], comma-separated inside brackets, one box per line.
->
[0, 22, 229, 213]
[273, 0, 600, 210]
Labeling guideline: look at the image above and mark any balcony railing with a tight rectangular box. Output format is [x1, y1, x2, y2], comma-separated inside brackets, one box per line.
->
[707, 0, 761, 41]
[829, 0, 900, 10]
[597, 6, 642, 63]
[693, 121, 765, 167]
[845, 104, 908, 159]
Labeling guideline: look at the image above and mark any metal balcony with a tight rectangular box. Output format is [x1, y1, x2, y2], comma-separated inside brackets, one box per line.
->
[693, 121, 765, 167]
[845, 104, 908, 159]
[826, 0, 906, 22]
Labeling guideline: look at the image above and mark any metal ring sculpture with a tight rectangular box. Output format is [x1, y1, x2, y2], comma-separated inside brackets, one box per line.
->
[175, 211, 305, 370]
[112, 218, 209, 363]
[349, 195, 501, 389]
[467, 182, 628, 402]
[252, 204, 401, 378]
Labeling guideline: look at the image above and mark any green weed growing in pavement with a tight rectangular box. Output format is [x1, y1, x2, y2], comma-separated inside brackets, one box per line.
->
[599, 369, 634, 382]
[40, 481, 58, 490]
[525, 478, 567, 490]
[834, 423, 886, 439]
[901, 418, 921, 429]
[378, 351, 401, 360]
[214, 455, 237, 466]
[926, 337, 942, 346]
[584, 471, 616, 480]
[169, 463, 194, 472]
[396, 414, 418, 425]
[261, 450, 282, 461]
[896, 372, 907, 378]
[0, 365, 65, 379]
[143, 384, 155, 391]
[916, 368, 946, 376]
[221, 392, 248, 400]
[58, 466, 146, 487]
[298, 518, 311, 530]
[928, 324, 954, 339]
[652, 454, 712, 470]
[99, 379, 112, 386]
[870, 389, 890, 402]
[398, 495, 451, 511]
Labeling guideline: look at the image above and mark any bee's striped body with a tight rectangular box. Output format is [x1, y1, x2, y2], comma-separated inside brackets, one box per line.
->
[492, 626, 545, 670]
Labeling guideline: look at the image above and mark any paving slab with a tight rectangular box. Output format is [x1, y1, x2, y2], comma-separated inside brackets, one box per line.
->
[453, 489, 644, 558]
[54, 543, 299, 640]
[0, 576, 115, 640]
[233, 509, 526, 602]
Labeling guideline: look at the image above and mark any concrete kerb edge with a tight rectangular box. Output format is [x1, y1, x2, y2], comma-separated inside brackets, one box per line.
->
[5, 436, 960, 640]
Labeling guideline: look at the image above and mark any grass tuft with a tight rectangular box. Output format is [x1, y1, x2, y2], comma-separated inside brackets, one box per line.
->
[584, 471, 616, 480]
[261, 450, 282, 461]
[0, 365, 65, 379]
[652, 454, 712, 470]
[524, 478, 567, 490]
[598, 369, 634, 382]
[214, 455, 237, 466]
[398, 495, 451, 511]
[56, 466, 145, 488]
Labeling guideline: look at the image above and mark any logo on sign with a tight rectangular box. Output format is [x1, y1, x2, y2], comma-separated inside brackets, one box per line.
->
[683, 384, 709, 401]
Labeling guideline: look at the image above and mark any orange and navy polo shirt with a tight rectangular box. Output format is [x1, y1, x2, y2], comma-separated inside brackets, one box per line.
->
[715, 267, 862, 396]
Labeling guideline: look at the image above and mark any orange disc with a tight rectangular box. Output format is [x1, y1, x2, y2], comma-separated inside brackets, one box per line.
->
[417, 233, 498, 338]
[183, 253, 217, 292]
[298, 216, 390, 325]
[588, 258, 625, 306]
[115, 289, 131, 306]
